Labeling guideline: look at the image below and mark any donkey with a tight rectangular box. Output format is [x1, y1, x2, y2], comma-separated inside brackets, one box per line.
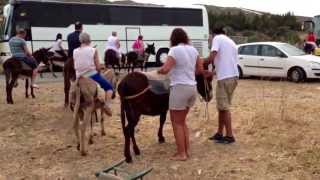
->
[117, 71, 213, 163]
[3, 48, 50, 104]
[104, 50, 126, 72]
[69, 69, 118, 156]
[43, 49, 68, 78]
[126, 43, 156, 72]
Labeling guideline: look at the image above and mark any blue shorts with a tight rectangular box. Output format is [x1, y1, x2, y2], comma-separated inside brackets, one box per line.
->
[90, 73, 113, 91]
[16, 56, 37, 69]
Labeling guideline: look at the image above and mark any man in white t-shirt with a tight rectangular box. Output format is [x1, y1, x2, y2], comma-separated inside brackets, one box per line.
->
[105, 31, 121, 59]
[207, 28, 239, 144]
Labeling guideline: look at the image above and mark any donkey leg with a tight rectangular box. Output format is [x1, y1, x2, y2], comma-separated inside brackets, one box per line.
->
[30, 78, 35, 99]
[74, 113, 81, 151]
[80, 108, 91, 156]
[88, 112, 94, 145]
[100, 110, 106, 136]
[158, 112, 167, 143]
[50, 63, 57, 78]
[63, 71, 70, 107]
[25, 79, 29, 98]
[7, 76, 18, 104]
[127, 112, 140, 156]
[124, 125, 132, 163]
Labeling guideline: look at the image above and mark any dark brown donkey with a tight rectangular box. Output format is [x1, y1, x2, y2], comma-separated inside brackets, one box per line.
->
[3, 48, 50, 104]
[117, 71, 213, 163]
[104, 50, 126, 72]
[63, 58, 76, 107]
[126, 43, 156, 72]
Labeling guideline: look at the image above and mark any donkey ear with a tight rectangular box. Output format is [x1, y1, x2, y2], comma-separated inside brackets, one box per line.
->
[152, 43, 154, 46]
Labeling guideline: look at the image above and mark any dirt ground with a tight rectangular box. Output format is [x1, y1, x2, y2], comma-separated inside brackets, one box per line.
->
[0, 75, 319, 180]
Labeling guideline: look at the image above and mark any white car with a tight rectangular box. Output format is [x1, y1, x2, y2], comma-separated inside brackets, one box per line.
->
[237, 42, 320, 82]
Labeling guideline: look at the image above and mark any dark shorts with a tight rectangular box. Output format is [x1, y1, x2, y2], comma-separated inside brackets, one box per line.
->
[16, 56, 37, 69]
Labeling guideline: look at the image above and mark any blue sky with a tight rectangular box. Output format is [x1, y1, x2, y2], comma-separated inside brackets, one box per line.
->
[113, 0, 320, 17]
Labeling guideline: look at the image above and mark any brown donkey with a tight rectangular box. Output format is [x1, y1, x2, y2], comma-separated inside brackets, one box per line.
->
[69, 69, 118, 156]
[3, 48, 50, 104]
[117, 71, 213, 163]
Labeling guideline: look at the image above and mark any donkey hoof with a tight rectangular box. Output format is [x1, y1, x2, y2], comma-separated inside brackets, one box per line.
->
[125, 156, 133, 163]
[134, 148, 140, 156]
[89, 138, 94, 145]
[101, 131, 106, 136]
[81, 151, 88, 156]
[32, 96, 36, 99]
[77, 143, 80, 151]
[158, 137, 165, 144]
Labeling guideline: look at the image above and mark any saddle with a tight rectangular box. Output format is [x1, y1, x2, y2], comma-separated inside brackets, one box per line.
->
[142, 70, 170, 95]
[21, 61, 33, 70]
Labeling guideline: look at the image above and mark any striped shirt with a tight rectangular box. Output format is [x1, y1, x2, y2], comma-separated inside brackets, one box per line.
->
[9, 36, 27, 58]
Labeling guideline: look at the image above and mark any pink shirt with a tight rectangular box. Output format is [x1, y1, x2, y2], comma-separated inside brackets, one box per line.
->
[132, 40, 144, 55]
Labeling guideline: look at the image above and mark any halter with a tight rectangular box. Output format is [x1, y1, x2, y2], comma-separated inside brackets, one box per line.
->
[124, 85, 151, 100]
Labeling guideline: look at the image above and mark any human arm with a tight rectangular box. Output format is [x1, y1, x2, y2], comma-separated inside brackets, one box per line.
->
[23, 44, 33, 57]
[116, 39, 120, 49]
[196, 56, 214, 77]
[158, 56, 175, 74]
[94, 49, 101, 73]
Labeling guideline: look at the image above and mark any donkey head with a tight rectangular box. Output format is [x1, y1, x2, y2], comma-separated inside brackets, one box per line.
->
[196, 62, 213, 102]
[145, 43, 156, 55]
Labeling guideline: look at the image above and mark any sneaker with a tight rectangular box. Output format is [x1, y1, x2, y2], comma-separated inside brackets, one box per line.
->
[216, 136, 236, 144]
[103, 103, 112, 117]
[208, 133, 224, 141]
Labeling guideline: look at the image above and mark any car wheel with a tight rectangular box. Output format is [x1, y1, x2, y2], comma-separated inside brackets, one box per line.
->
[289, 68, 305, 83]
[238, 65, 243, 79]
[156, 48, 169, 66]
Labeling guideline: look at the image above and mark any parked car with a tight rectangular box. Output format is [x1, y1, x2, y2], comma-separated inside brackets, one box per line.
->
[237, 42, 320, 82]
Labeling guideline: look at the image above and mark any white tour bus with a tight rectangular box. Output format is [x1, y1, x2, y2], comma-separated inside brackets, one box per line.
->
[0, 0, 209, 66]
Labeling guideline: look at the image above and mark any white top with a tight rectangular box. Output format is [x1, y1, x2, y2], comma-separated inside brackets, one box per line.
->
[211, 34, 239, 80]
[73, 46, 97, 78]
[49, 39, 63, 52]
[168, 44, 198, 86]
[105, 35, 120, 52]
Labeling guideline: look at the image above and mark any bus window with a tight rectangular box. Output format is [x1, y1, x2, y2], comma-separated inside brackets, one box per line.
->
[109, 6, 142, 25]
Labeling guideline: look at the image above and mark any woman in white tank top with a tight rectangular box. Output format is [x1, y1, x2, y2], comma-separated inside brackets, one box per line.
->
[158, 28, 210, 161]
[73, 32, 114, 116]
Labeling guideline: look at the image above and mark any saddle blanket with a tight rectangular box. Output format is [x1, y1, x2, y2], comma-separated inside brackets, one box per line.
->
[142, 70, 170, 95]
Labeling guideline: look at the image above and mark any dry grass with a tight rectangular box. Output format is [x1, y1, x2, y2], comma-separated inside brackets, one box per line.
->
[0, 78, 319, 179]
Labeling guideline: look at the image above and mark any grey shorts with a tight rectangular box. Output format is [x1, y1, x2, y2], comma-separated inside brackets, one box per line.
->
[169, 84, 197, 110]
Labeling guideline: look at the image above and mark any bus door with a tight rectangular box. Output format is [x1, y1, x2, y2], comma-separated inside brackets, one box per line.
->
[125, 27, 141, 53]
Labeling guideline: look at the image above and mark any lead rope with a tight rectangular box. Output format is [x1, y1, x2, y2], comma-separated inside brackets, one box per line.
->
[203, 78, 210, 122]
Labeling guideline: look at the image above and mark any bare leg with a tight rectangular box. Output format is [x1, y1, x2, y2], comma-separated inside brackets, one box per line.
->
[170, 109, 189, 161]
[31, 68, 39, 88]
[221, 110, 233, 137]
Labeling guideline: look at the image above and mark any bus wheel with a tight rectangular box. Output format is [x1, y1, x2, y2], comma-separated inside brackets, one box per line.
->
[156, 48, 169, 66]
